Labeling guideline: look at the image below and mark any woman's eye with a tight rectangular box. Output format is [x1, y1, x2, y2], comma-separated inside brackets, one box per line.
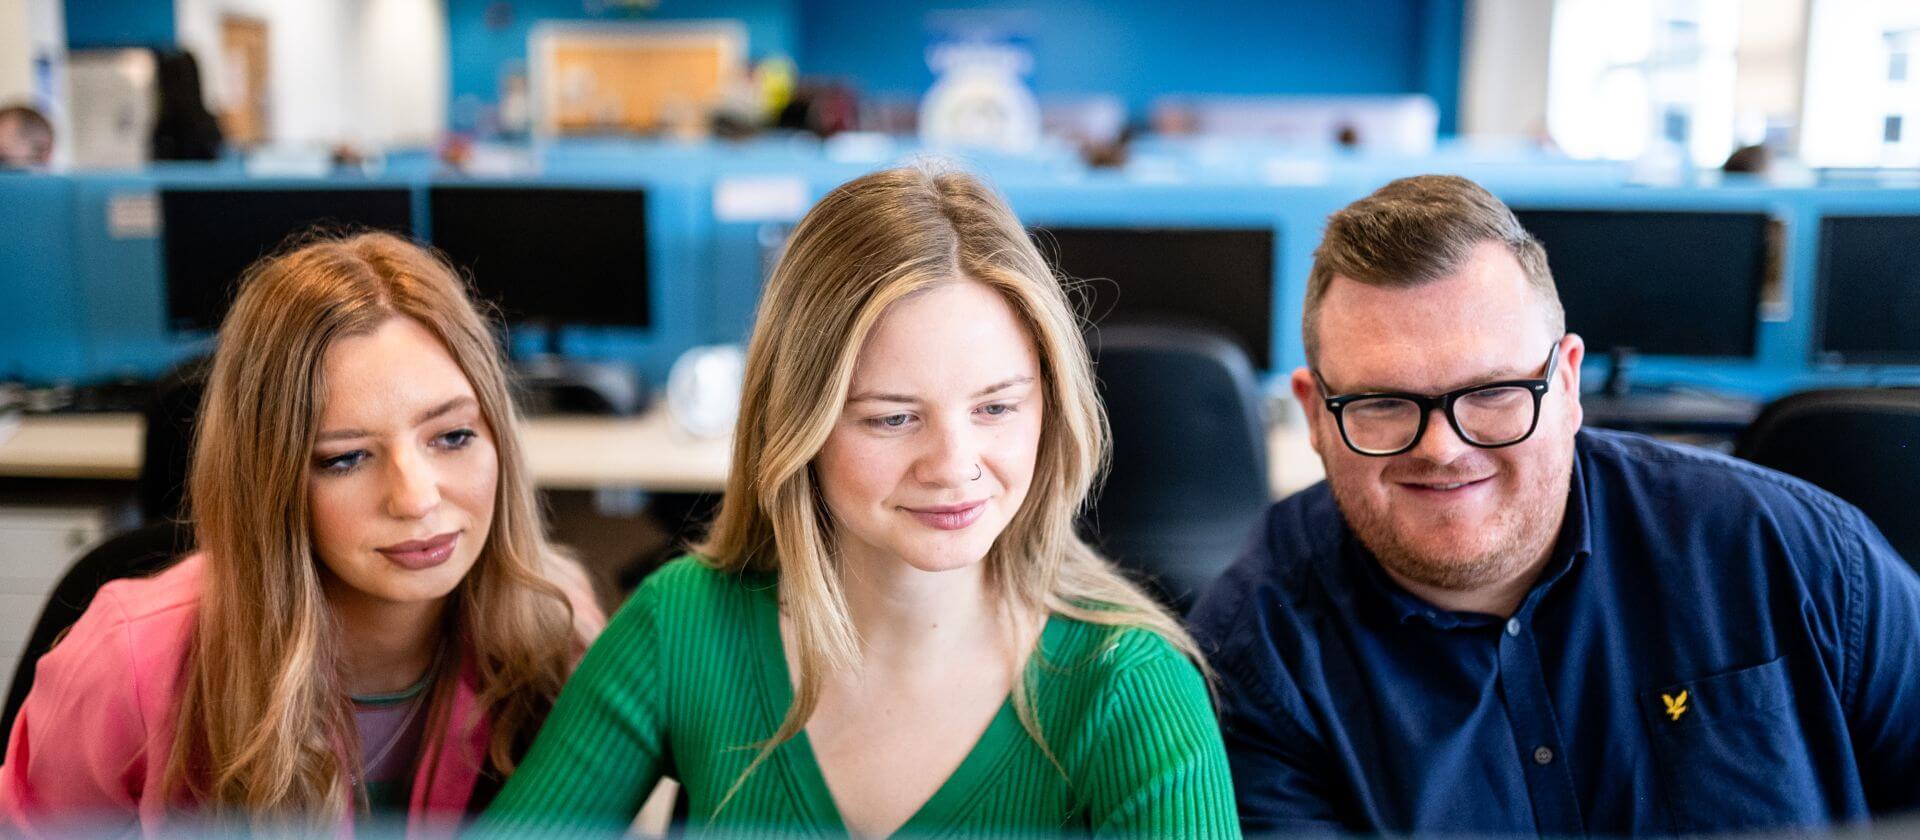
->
[979, 402, 1016, 417]
[868, 413, 913, 429]
[438, 428, 478, 448]
[316, 451, 366, 474]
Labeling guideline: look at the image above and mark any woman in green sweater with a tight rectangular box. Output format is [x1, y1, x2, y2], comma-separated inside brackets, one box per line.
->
[479, 166, 1238, 838]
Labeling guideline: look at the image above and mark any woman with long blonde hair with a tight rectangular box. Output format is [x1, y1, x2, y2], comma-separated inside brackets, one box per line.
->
[481, 166, 1236, 837]
[0, 232, 604, 837]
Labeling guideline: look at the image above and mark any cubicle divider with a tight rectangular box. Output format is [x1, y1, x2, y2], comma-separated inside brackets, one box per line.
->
[4, 149, 1920, 402]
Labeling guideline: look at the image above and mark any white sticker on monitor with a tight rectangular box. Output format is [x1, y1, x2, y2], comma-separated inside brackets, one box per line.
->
[107, 192, 159, 239]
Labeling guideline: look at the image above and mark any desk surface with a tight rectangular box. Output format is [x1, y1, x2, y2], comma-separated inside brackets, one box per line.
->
[0, 410, 1324, 498]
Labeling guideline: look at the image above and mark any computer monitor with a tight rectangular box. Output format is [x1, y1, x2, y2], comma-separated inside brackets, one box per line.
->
[161, 187, 414, 333]
[427, 186, 650, 330]
[1029, 226, 1275, 370]
[1815, 215, 1920, 366]
[1512, 209, 1772, 359]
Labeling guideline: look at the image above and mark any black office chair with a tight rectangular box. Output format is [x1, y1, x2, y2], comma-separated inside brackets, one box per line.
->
[1083, 324, 1270, 613]
[1, 519, 193, 746]
[1734, 388, 1920, 569]
[140, 354, 210, 523]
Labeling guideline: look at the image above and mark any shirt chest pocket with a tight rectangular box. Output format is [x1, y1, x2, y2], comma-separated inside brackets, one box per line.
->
[1642, 656, 1825, 834]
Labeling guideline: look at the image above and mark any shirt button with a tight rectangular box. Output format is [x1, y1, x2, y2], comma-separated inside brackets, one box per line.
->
[1533, 746, 1554, 765]
[1505, 618, 1522, 636]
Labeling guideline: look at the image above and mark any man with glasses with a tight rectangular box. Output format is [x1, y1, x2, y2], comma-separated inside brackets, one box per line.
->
[1189, 174, 1920, 835]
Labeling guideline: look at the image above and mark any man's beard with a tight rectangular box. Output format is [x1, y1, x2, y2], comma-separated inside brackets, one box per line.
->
[1330, 453, 1574, 598]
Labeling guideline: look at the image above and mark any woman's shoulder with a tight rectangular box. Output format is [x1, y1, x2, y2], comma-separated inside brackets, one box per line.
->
[1044, 611, 1193, 674]
[611, 554, 770, 630]
[633, 554, 766, 601]
[61, 553, 203, 655]
[18, 555, 203, 751]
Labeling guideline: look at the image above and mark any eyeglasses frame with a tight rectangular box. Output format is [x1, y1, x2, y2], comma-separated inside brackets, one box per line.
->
[1313, 341, 1564, 457]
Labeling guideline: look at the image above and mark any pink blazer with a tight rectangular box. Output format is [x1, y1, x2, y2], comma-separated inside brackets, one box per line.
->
[0, 553, 606, 838]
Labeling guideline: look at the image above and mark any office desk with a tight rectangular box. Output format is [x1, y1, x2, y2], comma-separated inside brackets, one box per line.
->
[0, 410, 1324, 498]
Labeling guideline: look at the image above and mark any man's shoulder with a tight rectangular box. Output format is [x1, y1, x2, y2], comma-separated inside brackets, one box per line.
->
[1188, 482, 1346, 646]
[1577, 427, 1862, 531]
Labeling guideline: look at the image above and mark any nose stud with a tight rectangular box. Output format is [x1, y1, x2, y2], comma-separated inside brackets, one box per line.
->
[970, 463, 982, 481]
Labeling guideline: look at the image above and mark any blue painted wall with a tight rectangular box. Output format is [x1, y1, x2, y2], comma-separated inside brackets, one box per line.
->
[64, 0, 176, 49]
[447, 0, 799, 128]
[446, 0, 1465, 134]
[797, 0, 1460, 122]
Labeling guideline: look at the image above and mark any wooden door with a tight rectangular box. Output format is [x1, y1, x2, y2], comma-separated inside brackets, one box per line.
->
[218, 15, 269, 146]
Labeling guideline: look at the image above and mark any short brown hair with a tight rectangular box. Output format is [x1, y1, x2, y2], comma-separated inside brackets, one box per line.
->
[1302, 174, 1562, 365]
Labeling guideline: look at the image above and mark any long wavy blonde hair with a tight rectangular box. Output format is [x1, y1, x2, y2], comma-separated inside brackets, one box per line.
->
[698, 165, 1204, 801]
[164, 231, 582, 827]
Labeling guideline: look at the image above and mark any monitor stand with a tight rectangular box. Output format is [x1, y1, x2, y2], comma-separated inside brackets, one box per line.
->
[1579, 347, 1760, 437]
[512, 355, 648, 416]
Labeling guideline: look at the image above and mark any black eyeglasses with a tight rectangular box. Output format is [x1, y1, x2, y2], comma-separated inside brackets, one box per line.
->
[1314, 343, 1563, 457]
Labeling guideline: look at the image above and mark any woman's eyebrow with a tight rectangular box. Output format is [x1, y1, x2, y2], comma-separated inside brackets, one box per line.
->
[315, 396, 476, 442]
[848, 375, 1034, 405]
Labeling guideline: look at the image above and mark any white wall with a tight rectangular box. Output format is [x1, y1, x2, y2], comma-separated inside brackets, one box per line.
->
[1461, 0, 1555, 140]
[0, 2, 30, 103]
[174, 0, 446, 148]
[360, 0, 447, 146]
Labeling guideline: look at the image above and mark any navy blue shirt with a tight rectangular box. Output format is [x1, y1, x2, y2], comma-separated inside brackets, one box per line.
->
[1190, 428, 1920, 836]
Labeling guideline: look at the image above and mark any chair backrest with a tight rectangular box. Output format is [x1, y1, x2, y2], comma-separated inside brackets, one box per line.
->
[1083, 324, 1270, 612]
[1733, 387, 1920, 567]
[140, 355, 210, 522]
[1, 520, 193, 747]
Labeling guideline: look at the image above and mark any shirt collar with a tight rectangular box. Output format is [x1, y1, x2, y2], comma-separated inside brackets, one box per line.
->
[1347, 432, 1597, 630]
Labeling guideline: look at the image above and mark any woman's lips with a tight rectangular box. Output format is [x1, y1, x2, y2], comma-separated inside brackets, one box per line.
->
[376, 531, 459, 570]
[902, 500, 988, 531]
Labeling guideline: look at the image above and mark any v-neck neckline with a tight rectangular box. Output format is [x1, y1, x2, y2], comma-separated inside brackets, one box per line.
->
[744, 575, 1059, 837]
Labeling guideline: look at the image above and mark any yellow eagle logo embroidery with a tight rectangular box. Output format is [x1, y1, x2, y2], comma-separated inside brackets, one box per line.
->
[1662, 690, 1690, 721]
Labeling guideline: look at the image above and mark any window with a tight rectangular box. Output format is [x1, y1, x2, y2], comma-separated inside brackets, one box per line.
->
[1547, 0, 1738, 166]
[1803, 1, 1920, 166]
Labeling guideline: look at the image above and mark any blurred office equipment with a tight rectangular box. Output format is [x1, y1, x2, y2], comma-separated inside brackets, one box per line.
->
[1735, 388, 1920, 569]
[1814, 214, 1920, 366]
[428, 185, 650, 415]
[1513, 208, 1772, 433]
[1031, 225, 1276, 371]
[160, 187, 415, 333]
[1084, 325, 1269, 613]
[920, 41, 1042, 154]
[66, 48, 157, 170]
[530, 21, 746, 137]
[666, 344, 744, 439]
[1155, 95, 1440, 155]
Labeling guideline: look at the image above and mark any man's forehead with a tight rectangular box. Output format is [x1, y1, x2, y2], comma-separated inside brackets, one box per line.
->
[1315, 336, 1546, 394]
[1322, 245, 1543, 331]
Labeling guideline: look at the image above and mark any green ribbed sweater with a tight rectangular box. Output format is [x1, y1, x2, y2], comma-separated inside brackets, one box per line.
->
[478, 557, 1238, 838]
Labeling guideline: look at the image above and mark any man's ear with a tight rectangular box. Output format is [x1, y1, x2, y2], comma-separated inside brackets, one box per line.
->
[1560, 333, 1586, 429]
[1291, 366, 1329, 454]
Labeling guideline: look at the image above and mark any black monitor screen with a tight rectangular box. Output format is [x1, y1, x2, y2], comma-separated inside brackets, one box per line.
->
[1030, 226, 1275, 370]
[428, 186, 650, 329]
[1816, 215, 1920, 365]
[1513, 209, 1771, 358]
[161, 188, 414, 333]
